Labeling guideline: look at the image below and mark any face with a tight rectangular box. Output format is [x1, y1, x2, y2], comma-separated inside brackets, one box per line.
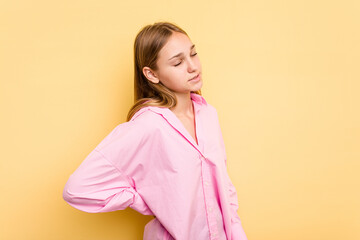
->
[143, 31, 203, 95]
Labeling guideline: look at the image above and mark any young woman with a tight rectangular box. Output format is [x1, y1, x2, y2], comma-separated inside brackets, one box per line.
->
[63, 21, 248, 240]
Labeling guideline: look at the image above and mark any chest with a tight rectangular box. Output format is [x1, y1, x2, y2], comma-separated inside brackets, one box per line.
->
[177, 115, 198, 145]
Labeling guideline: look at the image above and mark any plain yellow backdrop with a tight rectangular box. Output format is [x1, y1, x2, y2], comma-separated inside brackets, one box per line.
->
[1, 0, 359, 239]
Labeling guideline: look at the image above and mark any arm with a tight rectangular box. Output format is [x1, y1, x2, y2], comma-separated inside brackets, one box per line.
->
[225, 171, 248, 240]
[63, 148, 152, 214]
[213, 107, 248, 240]
[63, 117, 154, 215]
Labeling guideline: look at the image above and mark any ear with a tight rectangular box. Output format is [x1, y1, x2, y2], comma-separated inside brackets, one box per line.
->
[142, 67, 160, 84]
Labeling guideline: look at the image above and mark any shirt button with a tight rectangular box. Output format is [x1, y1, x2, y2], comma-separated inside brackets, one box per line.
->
[204, 181, 210, 186]
[209, 206, 213, 212]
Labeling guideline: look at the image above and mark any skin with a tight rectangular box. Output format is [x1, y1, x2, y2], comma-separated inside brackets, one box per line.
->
[142, 31, 203, 145]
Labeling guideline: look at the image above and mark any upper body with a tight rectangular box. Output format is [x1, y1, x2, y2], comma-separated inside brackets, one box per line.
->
[63, 93, 247, 240]
[63, 21, 248, 240]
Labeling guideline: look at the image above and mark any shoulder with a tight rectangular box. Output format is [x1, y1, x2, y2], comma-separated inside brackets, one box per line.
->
[197, 98, 219, 120]
[130, 106, 167, 128]
[94, 108, 164, 152]
[194, 96, 223, 130]
[204, 102, 218, 115]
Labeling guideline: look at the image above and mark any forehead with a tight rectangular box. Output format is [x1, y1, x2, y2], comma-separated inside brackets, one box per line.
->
[158, 32, 194, 57]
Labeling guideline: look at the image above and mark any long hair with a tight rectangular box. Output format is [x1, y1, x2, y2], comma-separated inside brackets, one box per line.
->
[126, 21, 201, 121]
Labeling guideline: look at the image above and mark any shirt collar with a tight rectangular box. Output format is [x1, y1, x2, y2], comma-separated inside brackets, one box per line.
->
[130, 93, 207, 153]
[131, 93, 207, 121]
[190, 92, 207, 106]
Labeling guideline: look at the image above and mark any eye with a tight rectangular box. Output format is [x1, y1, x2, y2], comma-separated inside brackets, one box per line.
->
[174, 61, 182, 67]
[173, 53, 197, 67]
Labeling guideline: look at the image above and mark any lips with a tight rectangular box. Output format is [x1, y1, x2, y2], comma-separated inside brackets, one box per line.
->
[189, 73, 200, 81]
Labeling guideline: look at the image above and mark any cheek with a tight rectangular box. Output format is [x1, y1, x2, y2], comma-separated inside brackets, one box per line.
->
[168, 66, 186, 78]
[160, 64, 188, 82]
[159, 68, 181, 86]
[158, 67, 173, 80]
[195, 57, 202, 68]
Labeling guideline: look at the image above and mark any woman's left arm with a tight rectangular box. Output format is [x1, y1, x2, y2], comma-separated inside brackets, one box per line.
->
[225, 172, 248, 240]
[212, 106, 248, 240]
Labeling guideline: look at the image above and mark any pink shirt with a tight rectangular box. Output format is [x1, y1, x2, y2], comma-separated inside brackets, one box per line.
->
[63, 93, 248, 240]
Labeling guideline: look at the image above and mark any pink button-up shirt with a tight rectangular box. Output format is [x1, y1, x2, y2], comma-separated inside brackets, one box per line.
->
[63, 93, 248, 240]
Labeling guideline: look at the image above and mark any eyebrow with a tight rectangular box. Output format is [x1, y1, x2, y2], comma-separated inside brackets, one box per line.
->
[168, 44, 196, 61]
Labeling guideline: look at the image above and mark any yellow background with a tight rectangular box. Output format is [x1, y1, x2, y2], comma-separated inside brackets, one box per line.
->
[1, 0, 359, 239]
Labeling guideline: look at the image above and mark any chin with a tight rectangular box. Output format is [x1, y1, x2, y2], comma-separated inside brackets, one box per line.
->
[192, 80, 203, 91]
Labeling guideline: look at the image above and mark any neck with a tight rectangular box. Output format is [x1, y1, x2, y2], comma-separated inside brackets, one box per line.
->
[169, 92, 193, 117]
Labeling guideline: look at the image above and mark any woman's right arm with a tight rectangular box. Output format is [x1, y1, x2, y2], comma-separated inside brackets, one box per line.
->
[63, 118, 153, 215]
[63, 149, 152, 215]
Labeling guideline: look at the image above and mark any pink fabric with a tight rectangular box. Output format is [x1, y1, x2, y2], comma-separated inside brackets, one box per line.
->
[63, 93, 248, 240]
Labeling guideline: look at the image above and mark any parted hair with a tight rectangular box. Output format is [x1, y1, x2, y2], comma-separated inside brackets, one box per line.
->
[126, 21, 202, 121]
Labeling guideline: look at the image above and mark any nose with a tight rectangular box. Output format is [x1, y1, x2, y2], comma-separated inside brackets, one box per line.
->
[187, 57, 198, 73]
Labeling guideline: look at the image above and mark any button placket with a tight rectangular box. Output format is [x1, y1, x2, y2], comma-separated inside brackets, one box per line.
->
[200, 156, 220, 240]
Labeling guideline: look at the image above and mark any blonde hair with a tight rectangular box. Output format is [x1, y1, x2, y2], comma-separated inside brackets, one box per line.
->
[126, 21, 201, 121]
